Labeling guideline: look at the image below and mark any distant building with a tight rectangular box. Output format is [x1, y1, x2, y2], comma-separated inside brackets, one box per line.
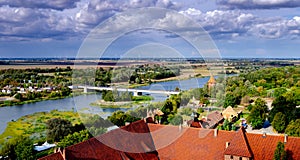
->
[222, 106, 239, 121]
[34, 141, 56, 152]
[201, 111, 224, 129]
[40, 120, 300, 160]
[207, 74, 216, 89]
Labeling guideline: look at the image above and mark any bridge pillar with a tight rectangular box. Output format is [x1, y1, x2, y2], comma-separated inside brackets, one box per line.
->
[83, 86, 88, 93]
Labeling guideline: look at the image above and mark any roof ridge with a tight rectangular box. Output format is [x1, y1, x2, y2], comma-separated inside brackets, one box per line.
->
[224, 127, 253, 158]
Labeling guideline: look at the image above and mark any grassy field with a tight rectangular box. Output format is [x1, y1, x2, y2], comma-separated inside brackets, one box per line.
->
[0, 110, 81, 146]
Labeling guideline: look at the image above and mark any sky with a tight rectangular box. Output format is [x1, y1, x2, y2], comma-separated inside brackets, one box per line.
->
[0, 0, 300, 58]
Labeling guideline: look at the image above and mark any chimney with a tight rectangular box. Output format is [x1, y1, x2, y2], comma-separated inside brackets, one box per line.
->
[146, 108, 149, 117]
[179, 123, 182, 132]
[226, 142, 230, 148]
[284, 134, 288, 144]
[63, 148, 66, 160]
[262, 132, 267, 138]
[59, 148, 66, 160]
[214, 128, 218, 137]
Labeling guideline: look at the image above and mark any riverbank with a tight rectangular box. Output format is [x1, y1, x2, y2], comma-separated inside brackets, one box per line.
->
[90, 95, 153, 108]
[0, 92, 95, 108]
[90, 100, 132, 109]
[110, 68, 209, 89]
[0, 110, 81, 147]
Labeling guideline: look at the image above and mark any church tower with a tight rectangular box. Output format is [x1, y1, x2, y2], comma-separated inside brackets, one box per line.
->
[207, 74, 216, 89]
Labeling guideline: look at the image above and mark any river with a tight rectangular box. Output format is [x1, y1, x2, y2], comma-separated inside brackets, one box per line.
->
[0, 76, 212, 134]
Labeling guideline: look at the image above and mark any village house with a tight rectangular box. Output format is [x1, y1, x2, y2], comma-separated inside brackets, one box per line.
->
[188, 111, 224, 129]
[222, 106, 240, 122]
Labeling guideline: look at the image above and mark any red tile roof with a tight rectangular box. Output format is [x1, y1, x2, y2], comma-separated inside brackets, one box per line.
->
[149, 124, 235, 160]
[224, 127, 253, 157]
[204, 111, 224, 128]
[39, 120, 159, 160]
[247, 133, 300, 160]
[38, 152, 64, 160]
[148, 124, 300, 160]
[40, 120, 300, 160]
[190, 121, 202, 128]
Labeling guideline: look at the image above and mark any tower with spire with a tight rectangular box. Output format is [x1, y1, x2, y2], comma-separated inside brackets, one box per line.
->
[207, 74, 216, 89]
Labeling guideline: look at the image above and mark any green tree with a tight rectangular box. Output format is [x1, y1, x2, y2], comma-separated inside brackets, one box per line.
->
[272, 112, 287, 133]
[285, 119, 300, 137]
[57, 130, 92, 148]
[89, 127, 107, 136]
[15, 137, 35, 160]
[273, 142, 287, 160]
[14, 93, 23, 100]
[169, 114, 183, 126]
[84, 114, 112, 128]
[274, 88, 287, 98]
[224, 92, 240, 108]
[161, 99, 178, 124]
[108, 111, 140, 127]
[197, 108, 204, 114]
[0, 138, 18, 160]
[269, 96, 297, 123]
[181, 107, 193, 116]
[247, 98, 268, 129]
[102, 90, 115, 102]
[46, 118, 73, 142]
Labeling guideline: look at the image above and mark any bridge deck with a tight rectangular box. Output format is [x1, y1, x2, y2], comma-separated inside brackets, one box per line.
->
[77, 86, 180, 95]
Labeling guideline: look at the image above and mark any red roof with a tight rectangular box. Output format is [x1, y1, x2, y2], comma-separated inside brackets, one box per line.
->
[224, 127, 253, 157]
[148, 124, 300, 160]
[208, 75, 216, 84]
[40, 121, 300, 160]
[203, 111, 224, 128]
[39, 120, 159, 160]
[149, 124, 235, 160]
[38, 152, 64, 160]
[191, 121, 202, 128]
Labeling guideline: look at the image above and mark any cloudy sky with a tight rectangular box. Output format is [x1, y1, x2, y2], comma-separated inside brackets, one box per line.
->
[0, 0, 300, 58]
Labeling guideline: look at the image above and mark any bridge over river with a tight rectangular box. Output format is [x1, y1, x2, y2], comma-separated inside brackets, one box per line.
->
[76, 86, 180, 96]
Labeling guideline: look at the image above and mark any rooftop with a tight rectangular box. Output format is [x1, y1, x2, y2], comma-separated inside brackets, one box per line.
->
[40, 120, 300, 160]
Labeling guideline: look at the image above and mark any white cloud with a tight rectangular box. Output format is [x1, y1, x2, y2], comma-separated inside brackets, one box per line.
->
[0, 5, 78, 41]
[74, 0, 180, 29]
[0, 0, 299, 42]
[217, 0, 300, 9]
[180, 8, 300, 39]
[0, 0, 80, 10]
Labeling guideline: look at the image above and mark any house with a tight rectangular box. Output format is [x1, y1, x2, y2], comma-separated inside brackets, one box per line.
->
[188, 111, 223, 129]
[187, 117, 203, 128]
[201, 111, 224, 129]
[189, 96, 200, 107]
[222, 106, 239, 121]
[40, 120, 300, 160]
[6, 90, 11, 94]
